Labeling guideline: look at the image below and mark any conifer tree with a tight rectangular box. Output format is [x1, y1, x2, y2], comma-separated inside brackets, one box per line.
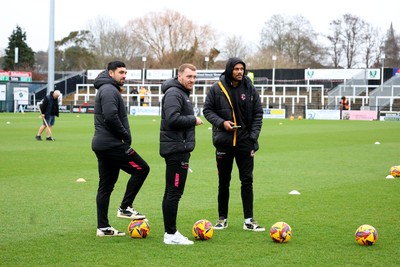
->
[2, 25, 35, 71]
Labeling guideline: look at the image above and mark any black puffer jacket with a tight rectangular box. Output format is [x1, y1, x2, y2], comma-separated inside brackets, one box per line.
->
[159, 77, 197, 157]
[91, 70, 131, 151]
[40, 91, 59, 117]
[203, 57, 263, 150]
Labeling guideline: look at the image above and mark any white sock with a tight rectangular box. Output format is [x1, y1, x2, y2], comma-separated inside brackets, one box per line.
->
[245, 218, 252, 224]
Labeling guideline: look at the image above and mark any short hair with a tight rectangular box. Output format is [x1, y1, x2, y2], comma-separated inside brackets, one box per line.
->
[178, 63, 196, 74]
[107, 61, 126, 71]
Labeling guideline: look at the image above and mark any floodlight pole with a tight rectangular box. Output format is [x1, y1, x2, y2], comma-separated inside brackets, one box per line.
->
[272, 55, 277, 101]
[378, 54, 385, 111]
[47, 0, 55, 94]
[62, 58, 67, 96]
[142, 56, 147, 86]
[381, 55, 385, 87]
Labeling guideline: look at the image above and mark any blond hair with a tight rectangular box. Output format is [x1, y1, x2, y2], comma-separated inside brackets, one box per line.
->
[178, 63, 196, 74]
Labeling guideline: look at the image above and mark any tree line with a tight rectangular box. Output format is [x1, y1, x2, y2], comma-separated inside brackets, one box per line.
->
[1, 9, 399, 78]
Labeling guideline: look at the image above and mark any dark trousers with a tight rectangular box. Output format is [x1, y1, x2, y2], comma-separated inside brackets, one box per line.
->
[95, 146, 150, 228]
[215, 143, 254, 220]
[162, 153, 190, 234]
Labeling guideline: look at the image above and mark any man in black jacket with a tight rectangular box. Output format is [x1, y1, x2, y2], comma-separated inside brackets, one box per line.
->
[203, 57, 265, 232]
[35, 90, 60, 141]
[160, 63, 203, 245]
[92, 61, 150, 237]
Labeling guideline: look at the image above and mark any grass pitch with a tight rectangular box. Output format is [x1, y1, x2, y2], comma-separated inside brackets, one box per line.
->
[0, 113, 399, 266]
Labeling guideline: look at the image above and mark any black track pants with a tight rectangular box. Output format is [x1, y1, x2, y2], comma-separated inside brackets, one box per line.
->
[95, 146, 150, 228]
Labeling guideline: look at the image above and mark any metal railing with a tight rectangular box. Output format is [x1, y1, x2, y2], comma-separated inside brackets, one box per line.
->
[70, 82, 400, 112]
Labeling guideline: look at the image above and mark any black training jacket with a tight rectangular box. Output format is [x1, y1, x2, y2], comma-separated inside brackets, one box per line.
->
[91, 70, 131, 151]
[203, 57, 263, 151]
[40, 91, 59, 117]
[159, 77, 197, 157]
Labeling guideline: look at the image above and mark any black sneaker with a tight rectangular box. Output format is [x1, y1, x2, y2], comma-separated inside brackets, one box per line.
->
[117, 207, 146, 219]
[46, 137, 55, 141]
[96, 227, 125, 237]
[243, 218, 265, 232]
[35, 135, 42, 141]
[214, 217, 228, 230]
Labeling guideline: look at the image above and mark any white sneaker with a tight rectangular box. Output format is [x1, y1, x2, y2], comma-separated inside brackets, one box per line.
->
[117, 207, 146, 219]
[163, 231, 194, 245]
[96, 227, 126, 237]
[214, 217, 228, 230]
[243, 218, 265, 232]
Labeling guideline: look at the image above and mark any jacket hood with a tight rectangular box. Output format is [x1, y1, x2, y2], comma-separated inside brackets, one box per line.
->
[161, 77, 189, 95]
[222, 57, 246, 84]
[93, 70, 120, 90]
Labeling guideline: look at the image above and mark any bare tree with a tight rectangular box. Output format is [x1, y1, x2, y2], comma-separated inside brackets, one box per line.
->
[126, 9, 217, 68]
[361, 24, 380, 68]
[249, 47, 298, 69]
[327, 15, 387, 68]
[88, 17, 120, 59]
[87, 16, 145, 67]
[373, 41, 385, 68]
[327, 19, 343, 68]
[260, 14, 324, 68]
[221, 35, 252, 61]
[248, 47, 275, 69]
[340, 14, 366, 68]
[103, 29, 145, 62]
[285, 15, 322, 66]
[260, 14, 288, 54]
[18, 10, 400, 73]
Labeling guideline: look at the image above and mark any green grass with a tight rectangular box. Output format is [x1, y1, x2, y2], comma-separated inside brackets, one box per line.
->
[1, 113, 400, 266]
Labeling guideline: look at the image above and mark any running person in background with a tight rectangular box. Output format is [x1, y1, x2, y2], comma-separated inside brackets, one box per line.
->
[35, 90, 61, 141]
[159, 63, 203, 245]
[203, 57, 265, 232]
[92, 61, 150, 237]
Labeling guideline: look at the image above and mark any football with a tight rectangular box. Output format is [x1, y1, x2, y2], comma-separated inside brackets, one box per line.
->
[269, 221, 292, 243]
[128, 219, 150, 239]
[192, 219, 214, 240]
[390, 165, 400, 177]
[355, 224, 378, 245]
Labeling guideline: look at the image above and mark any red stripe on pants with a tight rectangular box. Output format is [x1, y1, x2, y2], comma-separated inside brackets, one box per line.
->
[174, 173, 180, 187]
[129, 161, 142, 170]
